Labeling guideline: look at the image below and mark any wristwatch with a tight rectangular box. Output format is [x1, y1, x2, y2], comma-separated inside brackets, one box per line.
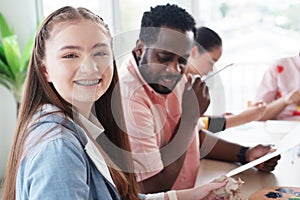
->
[237, 146, 249, 165]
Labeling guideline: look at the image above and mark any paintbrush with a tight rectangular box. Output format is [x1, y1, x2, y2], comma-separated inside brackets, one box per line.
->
[201, 63, 234, 82]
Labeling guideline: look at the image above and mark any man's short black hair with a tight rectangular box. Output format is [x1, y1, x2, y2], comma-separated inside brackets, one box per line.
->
[139, 4, 196, 45]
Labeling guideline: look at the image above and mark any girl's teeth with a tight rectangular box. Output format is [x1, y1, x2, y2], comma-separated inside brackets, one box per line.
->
[75, 79, 100, 86]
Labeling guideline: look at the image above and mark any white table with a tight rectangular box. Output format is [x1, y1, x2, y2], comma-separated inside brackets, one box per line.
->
[196, 121, 300, 199]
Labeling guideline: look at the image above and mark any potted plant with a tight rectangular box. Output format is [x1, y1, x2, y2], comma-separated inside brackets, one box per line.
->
[0, 12, 34, 104]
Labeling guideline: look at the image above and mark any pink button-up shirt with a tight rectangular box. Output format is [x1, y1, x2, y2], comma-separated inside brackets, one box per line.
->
[119, 54, 200, 190]
[256, 55, 300, 120]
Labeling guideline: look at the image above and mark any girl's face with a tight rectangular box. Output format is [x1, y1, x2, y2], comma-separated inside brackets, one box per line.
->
[186, 45, 222, 76]
[43, 19, 113, 115]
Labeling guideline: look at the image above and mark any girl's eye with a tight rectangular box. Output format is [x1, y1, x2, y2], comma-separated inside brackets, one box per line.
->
[94, 52, 106, 56]
[63, 54, 77, 59]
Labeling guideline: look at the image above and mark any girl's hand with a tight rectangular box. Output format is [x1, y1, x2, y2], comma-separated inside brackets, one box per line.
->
[176, 180, 229, 200]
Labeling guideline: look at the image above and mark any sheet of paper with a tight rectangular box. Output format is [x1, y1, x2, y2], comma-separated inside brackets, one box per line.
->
[226, 123, 300, 177]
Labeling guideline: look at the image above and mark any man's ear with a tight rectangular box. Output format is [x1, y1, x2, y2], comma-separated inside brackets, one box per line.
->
[190, 45, 199, 58]
[134, 39, 145, 59]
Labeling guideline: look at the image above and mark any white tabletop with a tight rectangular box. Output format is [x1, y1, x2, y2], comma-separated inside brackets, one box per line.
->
[196, 121, 300, 199]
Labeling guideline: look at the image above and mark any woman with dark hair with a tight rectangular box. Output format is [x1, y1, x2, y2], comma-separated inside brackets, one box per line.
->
[187, 26, 266, 131]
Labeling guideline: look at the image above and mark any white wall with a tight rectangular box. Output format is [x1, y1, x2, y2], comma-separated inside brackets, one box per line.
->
[1, 0, 38, 49]
[0, 0, 37, 180]
[0, 86, 16, 180]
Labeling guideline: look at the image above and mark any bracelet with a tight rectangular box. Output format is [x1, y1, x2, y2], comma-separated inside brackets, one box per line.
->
[144, 192, 165, 200]
[208, 117, 226, 133]
[167, 190, 177, 200]
[237, 146, 249, 165]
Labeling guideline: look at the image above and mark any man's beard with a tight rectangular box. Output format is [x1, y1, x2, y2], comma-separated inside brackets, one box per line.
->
[149, 83, 173, 94]
[139, 56, 182, 95]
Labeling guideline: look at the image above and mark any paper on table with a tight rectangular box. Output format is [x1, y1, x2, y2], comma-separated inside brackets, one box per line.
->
[226, 123, 300, 177]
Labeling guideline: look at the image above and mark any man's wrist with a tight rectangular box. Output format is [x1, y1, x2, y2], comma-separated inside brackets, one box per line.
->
[237, 146, 250, 165]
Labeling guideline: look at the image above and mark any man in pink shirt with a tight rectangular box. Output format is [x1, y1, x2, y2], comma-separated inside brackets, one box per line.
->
[256, 54, 300, 120]
[119, 4, 280, 194]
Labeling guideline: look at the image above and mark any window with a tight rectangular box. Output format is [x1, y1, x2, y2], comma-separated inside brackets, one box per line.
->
[38, 0, 115, 35]
[195, 0, 300, 113]
[40, 0, 101, 16]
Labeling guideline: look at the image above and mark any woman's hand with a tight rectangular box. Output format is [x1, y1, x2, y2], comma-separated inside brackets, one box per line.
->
[284, 89, 300, 105]
[240, 101, 266, 122]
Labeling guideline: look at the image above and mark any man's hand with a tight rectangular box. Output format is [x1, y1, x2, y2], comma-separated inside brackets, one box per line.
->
[182, 74, 210, 121]
[193, 76, 210, 116]
[245, 144, 281, 172]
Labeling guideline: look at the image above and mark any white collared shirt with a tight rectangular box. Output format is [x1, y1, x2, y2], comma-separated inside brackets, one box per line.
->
[78, 113, 115, 186]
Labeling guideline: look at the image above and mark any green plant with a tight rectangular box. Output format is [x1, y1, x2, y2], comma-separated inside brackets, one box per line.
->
[0, 12, 34, 103]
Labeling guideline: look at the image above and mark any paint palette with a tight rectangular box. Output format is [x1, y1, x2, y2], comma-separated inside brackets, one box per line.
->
[249, 186, 300, 200]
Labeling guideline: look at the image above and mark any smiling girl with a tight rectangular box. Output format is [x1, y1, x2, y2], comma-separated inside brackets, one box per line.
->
[2, 6, 139, 200]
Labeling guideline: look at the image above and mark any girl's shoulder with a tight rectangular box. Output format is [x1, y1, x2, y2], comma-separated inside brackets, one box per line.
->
[24, 104, 88, 159]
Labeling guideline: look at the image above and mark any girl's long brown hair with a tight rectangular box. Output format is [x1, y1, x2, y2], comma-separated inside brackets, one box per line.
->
[2, 6, 139, 200]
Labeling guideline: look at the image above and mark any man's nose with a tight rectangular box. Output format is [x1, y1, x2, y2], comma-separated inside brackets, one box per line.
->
[166, 61, 184, 74]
